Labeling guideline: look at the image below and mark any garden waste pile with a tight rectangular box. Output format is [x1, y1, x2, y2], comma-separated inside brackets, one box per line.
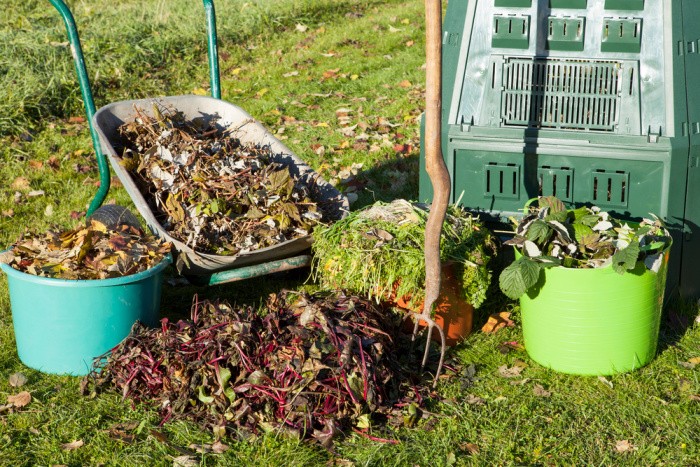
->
[83, 291, 430, 446]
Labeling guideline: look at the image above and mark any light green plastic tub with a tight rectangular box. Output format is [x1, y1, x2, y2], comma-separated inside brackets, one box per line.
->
[0, 255, 170, 376]
[520, 250, 669, 375]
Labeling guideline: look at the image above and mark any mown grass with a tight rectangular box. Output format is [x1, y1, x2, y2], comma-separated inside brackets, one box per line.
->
[1, 0, 699, 465]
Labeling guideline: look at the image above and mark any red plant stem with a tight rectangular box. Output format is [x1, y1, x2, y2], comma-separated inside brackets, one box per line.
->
[340, 371, 360, 405]
[352, 428, 400, 445]
[357, 336, 369, 400]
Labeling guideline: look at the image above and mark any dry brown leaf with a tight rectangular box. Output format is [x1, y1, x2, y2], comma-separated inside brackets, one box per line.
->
[689, 394, 700, 402]
[405, 40, 415, 47]
[28, 160, 43, 170]
[11, 176, 30, 191]
[533, 384, 552, 397]
[482, 312, 515, 334]
[8, 372, 28, 388]
[211, 440, 229, 454]
[173, 455, 198, 467]
[688, 356, 700, 365]
[464, 394, 485, 405]
[397, 80, 412, 88]
[47, 155, 61, 170]
[614, 439, 637, 453]
[498, 364, 524, 378]
[61, 439, 84, 451]
[7, 391, 31, 407]
[2, 209, 14, 218]
[459, 442, 480, 455]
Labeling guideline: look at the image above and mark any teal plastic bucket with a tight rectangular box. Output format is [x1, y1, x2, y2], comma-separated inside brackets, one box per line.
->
[520, 250, 669, 375]
[0, 255, 170, 376]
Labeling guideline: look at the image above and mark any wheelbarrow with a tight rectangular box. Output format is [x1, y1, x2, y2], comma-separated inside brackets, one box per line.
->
[50, 0, 348, 286]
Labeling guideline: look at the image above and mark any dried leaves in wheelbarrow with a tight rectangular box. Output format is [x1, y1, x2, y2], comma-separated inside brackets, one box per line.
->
[83, 291, 428, 446]
[0, 220, 170, 280]
[116, 105, 324, 256]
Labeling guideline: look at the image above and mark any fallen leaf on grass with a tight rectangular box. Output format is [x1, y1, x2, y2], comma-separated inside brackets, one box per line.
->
[212, 440, 229, 454]
[107, 422, 139, 443]
[7, 391, 31, 407]
[47, 156, 61, 170]
[498, 341, 525, 354]
[614, 439, 637, 453]
[2, 209, 14, 218]
[27, 190, 45, 198]
[173, 455, 198, 467]
[680, 356, 700, 369]
[61, 439, 84, 451]
[464, 394, 485, 405]
[28, 160, 43, 170]
[398, 80, 412, 88]
[498, 360, 527, 378]
[482, 312, 515, 334]
[459, 442, 480, 455]
[533, 384, 552, 397]
[11, 177, 30, 191]
[9, 373, 28, 387]
[598, 376, 614, 389]
[509, 378, 531, 386]
[689, 394, 700, 402]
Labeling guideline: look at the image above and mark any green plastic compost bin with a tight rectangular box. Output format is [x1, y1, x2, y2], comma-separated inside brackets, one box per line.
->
[420, 0, 700, 298]
[519, 249, 669, 375]
[0, 256, 170, 376]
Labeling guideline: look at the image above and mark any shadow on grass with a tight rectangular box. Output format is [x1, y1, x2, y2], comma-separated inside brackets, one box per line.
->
[657, 294, 699, 352]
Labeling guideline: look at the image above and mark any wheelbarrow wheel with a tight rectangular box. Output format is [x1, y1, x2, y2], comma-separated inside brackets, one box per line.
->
[88, 204, 142, 231]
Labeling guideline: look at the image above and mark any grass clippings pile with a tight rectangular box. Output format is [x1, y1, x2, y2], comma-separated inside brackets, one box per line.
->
[83, 292, 426, 447]
[312, 199, 497, 309]
[0, 220, 170, 280]
[117, 105, 325, 256]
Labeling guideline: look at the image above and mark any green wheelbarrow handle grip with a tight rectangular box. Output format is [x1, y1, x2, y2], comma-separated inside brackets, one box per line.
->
[48, 0, 223, 214]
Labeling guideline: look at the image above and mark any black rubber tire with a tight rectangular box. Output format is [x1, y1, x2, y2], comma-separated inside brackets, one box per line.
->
[88, 204, 142, 230]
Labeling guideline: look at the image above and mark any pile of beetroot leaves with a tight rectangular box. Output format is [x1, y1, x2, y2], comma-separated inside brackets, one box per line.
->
[83, 291, 430, 446]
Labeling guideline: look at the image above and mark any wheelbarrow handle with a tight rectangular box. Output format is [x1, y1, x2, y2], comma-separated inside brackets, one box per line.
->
[203, 0, 222, 100]
[49, 0, 109, 216]
[48, 0, 223, 214]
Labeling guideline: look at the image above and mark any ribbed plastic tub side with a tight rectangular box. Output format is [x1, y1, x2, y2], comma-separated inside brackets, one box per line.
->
[519, 253, 668, 375]
[0, 256, 170, 376]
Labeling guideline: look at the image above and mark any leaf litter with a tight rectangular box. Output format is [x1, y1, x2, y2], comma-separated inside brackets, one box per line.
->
[0, 220, 170, 280]
[83, 292, 431, 447]
[117, 105, 328, 256]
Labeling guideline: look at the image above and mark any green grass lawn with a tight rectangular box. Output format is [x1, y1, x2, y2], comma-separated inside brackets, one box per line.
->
[1, 1, 699, 465]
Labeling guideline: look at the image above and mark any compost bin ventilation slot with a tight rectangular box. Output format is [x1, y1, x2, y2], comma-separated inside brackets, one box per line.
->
[501, 58, 622, 131]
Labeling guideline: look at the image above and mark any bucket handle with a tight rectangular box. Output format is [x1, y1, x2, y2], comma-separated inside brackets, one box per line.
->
[48, 0, 222, 215]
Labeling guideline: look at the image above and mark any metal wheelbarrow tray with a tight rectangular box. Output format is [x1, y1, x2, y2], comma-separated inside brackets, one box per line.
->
[93, 94, 348, 276]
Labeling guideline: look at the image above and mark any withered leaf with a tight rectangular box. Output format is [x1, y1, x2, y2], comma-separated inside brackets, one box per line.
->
[4, 221, 170, 280]
[83, 292, 427, 446]
[497, 364, 525, 378]
[61, 439, 84, 451]
[459, 442, 480, 455]
[172, 455, 198, 467]
[8, 372, 28, 388]
[533, 384, 552, 397]
[481, 312, 515, 334]
[614, 439, 637, 453]
[117, 105, 329, 256]
[7, 391, 31, 407]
